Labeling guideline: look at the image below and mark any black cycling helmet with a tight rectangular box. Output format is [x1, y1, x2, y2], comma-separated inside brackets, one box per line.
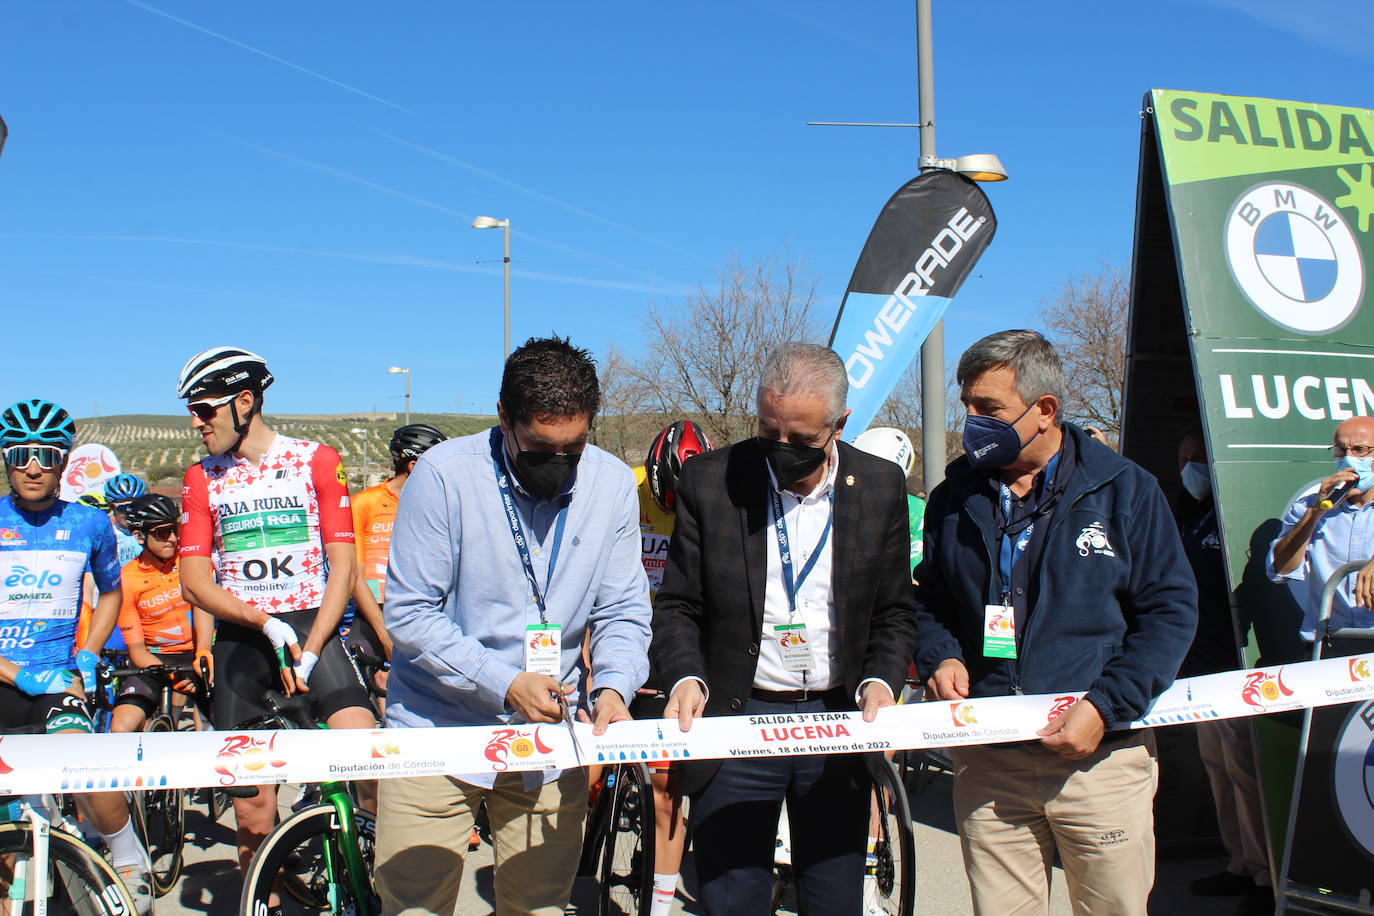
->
[646, 420, 713, 513]
[124, 493, 180, 532]
[389, 424, 447, 462]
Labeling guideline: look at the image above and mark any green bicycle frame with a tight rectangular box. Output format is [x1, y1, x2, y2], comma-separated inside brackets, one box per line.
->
[317, 779, 374, 915]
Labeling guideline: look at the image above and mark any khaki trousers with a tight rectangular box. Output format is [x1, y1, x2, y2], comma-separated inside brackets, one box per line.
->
[374, 769, 589, 916]
[1196, 718, 1271, 886]
[948, 733, 1158, 916]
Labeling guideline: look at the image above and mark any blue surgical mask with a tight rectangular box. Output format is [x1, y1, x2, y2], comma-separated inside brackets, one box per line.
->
[1336, 455, 1374, 491]
[1180, 461, 1211, 501]
[962, 403, 1038, 470]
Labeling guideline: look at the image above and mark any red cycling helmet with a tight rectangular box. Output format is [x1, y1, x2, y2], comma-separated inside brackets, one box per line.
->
[646, 420, 713, 512]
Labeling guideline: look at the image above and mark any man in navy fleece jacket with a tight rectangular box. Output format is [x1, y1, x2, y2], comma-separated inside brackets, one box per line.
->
[915, 330, 1197, 916]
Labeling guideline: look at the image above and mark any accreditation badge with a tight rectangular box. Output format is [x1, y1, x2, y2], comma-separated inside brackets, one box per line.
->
[774, 623, 815, 673]
[982, 604, 1017, 659]
[524, 623, 562, 676]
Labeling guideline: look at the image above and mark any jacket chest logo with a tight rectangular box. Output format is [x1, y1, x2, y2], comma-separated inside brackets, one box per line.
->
[1075, 521, 1116, 558]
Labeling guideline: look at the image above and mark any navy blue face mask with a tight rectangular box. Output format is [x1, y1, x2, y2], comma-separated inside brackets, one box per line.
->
[962, 402, 1039, 470]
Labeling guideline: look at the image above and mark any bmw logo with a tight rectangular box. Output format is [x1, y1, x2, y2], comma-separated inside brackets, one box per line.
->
[1332, 701, 1374, 858]
[1224, 182, 1364, 334]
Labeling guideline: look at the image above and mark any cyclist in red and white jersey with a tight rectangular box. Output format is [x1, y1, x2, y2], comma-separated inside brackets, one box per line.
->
[174, 346, 374, 891]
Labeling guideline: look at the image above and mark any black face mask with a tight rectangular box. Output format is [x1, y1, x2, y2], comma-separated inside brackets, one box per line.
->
[758, 433, 832, 488]
[508, 427, 581, 501]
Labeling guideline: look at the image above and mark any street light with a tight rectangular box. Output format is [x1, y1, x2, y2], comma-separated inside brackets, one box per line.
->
[471, 215, 511, 361]
[387, 367, 411, 425]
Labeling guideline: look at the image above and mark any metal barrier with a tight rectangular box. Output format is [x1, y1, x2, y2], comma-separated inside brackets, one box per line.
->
[1278, 561, 1374, 915]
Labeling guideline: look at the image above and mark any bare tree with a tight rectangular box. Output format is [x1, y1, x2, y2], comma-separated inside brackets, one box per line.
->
[629, 251, 822, 445]
[593, 343, 663, 465]
[1039, 265, 1128, 438]
[872, 358, 964, 490]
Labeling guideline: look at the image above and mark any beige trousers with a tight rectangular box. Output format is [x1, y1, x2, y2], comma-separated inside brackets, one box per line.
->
[374, 769, 589, 916]
[1196, 718, 1271, 886]
[948, 733, 1159, 916]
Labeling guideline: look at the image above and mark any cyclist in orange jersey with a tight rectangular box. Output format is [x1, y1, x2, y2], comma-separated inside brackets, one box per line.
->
[346, 423, 446, 687]
[109, 494, 213, 734]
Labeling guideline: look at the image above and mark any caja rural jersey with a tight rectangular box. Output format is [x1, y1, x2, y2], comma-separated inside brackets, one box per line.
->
[180, 435, 353, 613]
[0, 495, 120, 668]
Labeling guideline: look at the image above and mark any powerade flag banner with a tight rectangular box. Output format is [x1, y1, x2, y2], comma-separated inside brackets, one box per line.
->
[829, 170, 996, 437]
[1121, 89, 1374, 905]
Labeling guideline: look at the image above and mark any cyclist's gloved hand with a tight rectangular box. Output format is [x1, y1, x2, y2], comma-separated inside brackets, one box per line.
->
[75, 650, 100, 699]
[295, 651, 319, 685]
[15, 666, 75, 697]
[260, 617, 300, 669]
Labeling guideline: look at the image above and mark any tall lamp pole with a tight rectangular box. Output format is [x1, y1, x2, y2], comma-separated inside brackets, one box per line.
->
[916, 0, 946, 491]
[387, 366, 411, 425]
[472, 216, 511, 360]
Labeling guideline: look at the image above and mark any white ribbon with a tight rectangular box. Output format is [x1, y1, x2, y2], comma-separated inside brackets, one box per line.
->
[2, 653, 1370, 796]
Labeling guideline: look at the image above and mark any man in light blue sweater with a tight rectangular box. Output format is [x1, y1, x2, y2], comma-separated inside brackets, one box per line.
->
[374, 336, 652, 916]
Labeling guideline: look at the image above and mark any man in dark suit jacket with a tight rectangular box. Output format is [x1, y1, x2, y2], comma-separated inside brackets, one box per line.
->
[651, 342, 918, 916]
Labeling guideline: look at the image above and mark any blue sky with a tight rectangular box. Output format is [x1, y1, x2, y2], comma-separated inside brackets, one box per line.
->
[2, 0, 1370, 418]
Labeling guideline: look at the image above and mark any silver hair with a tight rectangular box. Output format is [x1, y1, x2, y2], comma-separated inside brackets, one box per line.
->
[956, 330, 1066, 422]
[757, 342, 848, 426]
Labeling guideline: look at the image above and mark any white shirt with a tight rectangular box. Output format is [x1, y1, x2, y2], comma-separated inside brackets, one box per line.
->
[754, 451, 840, 691]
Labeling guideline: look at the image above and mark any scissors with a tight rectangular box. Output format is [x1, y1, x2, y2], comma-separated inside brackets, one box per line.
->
[555, 690, 585, 765]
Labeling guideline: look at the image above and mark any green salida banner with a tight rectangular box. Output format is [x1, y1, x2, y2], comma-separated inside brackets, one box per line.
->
[1155, 89, 1374, 604]
[1144, 88, 1374, 901]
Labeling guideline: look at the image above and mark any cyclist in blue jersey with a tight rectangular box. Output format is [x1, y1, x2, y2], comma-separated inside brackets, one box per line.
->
[104, 472, 148, 567]
[0, 399, 153, 914]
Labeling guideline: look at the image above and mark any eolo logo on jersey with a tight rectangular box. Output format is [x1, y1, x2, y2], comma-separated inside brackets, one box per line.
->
[1225, 181, 1364, 335]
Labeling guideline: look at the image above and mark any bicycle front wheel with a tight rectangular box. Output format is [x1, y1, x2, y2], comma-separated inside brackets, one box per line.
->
[865, 761, 916, 916]
[598, 763, 654, 916]
[133, 714, 186, 895]
[0, 820, 139, 915]
[239, 803, 379, 916]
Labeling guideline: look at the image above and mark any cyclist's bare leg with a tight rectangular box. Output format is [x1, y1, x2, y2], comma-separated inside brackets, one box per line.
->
[327, 705, 378, 813]
[652, 769, 686, 874]
[109, 704, 147, 734]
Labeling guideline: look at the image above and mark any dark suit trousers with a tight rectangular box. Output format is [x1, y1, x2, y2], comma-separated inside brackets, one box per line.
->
[689, 696, 870, 916]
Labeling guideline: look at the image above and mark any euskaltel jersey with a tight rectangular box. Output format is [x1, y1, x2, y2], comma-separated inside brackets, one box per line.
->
[350, 481, 397, 604]
[118, 555, 195, 654]
[180, 434, 353, 614]
[0, 495, 121, 668]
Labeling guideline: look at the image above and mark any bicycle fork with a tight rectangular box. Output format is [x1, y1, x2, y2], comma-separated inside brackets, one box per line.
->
[320, 782, 373, 916]
[18, 801, 51, 916]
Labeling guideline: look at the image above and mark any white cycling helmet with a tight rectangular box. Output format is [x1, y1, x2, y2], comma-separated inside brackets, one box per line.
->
[177, 346, 274, 401]
[852, 427, 915, 478]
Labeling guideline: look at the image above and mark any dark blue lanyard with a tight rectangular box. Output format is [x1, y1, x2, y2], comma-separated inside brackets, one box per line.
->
[996, 452, 1061, 602]
[769, 488, 834, 618]
[493, 454, 568, 626]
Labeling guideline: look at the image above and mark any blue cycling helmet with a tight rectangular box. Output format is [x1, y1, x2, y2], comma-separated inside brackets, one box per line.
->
[104, 473, 147, 504]
[0, 399, 75, 449]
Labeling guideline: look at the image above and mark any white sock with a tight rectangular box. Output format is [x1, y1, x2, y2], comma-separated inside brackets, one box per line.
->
[650, 873, 678, 916]
[100, 817, 147, 871]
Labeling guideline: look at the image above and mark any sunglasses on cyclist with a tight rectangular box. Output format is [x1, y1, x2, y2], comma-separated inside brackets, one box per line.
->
[145, 524, 177, 541]
[186, 393, 238, 421]
[2, 445, 68, 471]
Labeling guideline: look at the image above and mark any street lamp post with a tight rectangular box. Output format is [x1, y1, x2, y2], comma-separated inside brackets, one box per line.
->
[387, 367, 411, 425]
[913, 0, 1006, 491]
[472, 216, 511, 361]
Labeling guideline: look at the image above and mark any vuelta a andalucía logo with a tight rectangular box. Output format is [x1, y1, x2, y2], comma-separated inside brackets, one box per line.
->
[779, 629, 807, 649]
[214, 733, 288, 785]
[1047, 696, 1077, 721]
[949, 702, 977, 727]
[1225, 181, 1364, 334]
[1241, 668, 1295, 710]
[485, 727, 555, 772]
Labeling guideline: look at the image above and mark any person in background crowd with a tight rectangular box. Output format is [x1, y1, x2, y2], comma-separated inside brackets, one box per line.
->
[348, 423, 448, 690]
[633, 419, 713, 916]
[374, 336, 651, 916]
[1269, 416, 1374, 654]
[651, 343, 917, 916]
[916, 330, 1197, 916]
[104, 472, 149, 566]
[109, 493, 214, 734]
[852, 426, 923, 581]
[1176, 430, 1272, 915]
[0, 399, 154, 914]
